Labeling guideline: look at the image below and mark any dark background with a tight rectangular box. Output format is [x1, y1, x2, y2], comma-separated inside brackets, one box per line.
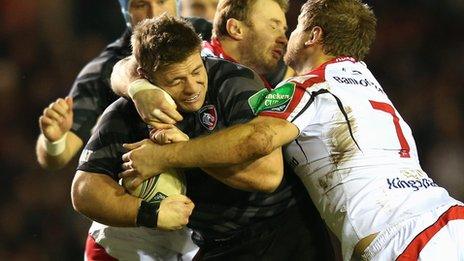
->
[0, 0, 462, 259]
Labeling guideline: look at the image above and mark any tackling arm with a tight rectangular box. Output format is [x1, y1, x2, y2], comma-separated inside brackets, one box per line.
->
[121, 116, 299, 189]
[110, 56, 139, 97]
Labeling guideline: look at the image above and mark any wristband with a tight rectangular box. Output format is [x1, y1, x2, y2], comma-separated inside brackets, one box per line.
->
[43, 132, 68, 156]
[127, 79, 159, 99]
[136, 201, 160, 228]
[127, 79, 176, 106]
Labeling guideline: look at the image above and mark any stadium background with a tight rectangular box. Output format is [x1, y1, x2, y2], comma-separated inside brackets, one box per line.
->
[0, 0, 462, 259]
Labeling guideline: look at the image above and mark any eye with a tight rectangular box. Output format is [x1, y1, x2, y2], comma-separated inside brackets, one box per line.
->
[132, 1, 149, 9]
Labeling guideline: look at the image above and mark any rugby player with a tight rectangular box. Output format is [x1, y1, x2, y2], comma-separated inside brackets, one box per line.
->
[35, 1, 210, 259]
[120, 0, 464, 260]
[76, 15, 329, 260]
[35, 0, 211, 171]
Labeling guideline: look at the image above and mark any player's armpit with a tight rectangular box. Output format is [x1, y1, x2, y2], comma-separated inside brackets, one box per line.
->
[202, 148, 284, 193]
[110, 56, 139, 97]
[36, 131, 84, 171]
[71, 170, 141, 227]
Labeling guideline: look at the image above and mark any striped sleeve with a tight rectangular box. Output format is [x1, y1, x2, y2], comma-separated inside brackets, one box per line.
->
[257, 75, 326, 132]
[76, 102, 132, 180]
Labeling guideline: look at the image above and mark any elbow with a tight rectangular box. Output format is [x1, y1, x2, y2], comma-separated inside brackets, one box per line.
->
[245, 124, 276, 159]
[258, 169, 284, 194]
[71, 172, 90, 214]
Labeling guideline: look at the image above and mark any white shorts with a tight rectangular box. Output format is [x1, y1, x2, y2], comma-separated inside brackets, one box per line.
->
[85, 222, 199, 261]
[362, 203, 464, 261]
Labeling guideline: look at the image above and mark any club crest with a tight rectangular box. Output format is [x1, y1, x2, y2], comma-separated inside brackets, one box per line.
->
[198, 105, 217, 131]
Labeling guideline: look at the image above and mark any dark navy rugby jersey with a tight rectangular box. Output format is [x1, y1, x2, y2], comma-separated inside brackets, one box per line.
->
[69, 18, 212, 143]
[77, 56, 301, 240]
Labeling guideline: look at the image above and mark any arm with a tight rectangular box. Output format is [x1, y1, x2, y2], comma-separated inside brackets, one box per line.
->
[35, 97, 84, 170]
[71, 170, 194, 229]
[202, 148, 284, 193]
[36, 132, 83, 170]
[110, 56, 139, 97]
[120, 116, 298, 187]
[110, 56, 183, 127]
[147, 126, 284, 193]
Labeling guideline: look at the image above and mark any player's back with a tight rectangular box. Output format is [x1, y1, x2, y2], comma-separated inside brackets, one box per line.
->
[281, 57, 456, 258]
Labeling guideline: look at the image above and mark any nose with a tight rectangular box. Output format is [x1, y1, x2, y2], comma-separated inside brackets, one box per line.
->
[183, 76, 198, 95]
[276, 28, 288, 47]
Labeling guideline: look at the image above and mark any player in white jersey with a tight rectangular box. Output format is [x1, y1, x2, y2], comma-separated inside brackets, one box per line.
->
[117, 0, 464, 260]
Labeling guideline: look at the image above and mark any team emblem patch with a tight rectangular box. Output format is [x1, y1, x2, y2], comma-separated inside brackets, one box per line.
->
[248, 82, 296, 114]
[198, 105, 217, 131]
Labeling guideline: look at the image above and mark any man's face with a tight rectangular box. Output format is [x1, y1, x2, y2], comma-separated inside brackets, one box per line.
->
[152, 53, 208, 113]
[181, 0, 218, 21]
[129, 0, 177, 26]
[238, 0, 287, 75]
[284, 13, 310, 73]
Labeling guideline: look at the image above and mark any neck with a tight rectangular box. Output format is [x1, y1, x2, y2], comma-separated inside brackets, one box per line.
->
[294, 52, 336, 75]
[217, 37, 242, 64]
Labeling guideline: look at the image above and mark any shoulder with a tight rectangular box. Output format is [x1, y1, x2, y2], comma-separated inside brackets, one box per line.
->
[95, 97, 141, 135]
[203, 57, 261, 86]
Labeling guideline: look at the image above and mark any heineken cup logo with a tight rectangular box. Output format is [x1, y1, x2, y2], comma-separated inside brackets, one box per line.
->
[249, 82, 296, 114]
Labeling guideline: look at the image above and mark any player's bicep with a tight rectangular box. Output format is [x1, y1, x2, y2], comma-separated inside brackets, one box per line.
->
[250, 116, 299, 149]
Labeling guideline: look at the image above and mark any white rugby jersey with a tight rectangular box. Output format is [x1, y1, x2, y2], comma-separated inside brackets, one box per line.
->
[258, 57, 455, 259]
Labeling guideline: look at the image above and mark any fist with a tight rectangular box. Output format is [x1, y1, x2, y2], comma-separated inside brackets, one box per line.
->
[39, 97, 73, 141]
[150, 126, 189, 145]
[157, 194, 194, 230]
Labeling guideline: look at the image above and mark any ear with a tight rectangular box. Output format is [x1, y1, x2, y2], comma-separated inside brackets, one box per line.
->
[225, 18, 244, 40]
[304, 26, 323, 47]
[137, 66, 148, 79]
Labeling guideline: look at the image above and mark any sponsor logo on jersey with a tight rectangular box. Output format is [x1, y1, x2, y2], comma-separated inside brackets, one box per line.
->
[247, 82, 295, 114]
[198, 104, 217, 131]
[387, 177, 437, 191]
[332, 76, 385, 94]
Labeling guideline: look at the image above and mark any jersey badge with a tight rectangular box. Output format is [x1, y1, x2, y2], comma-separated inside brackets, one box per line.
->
[248, 82, 296, 114]
[198, 105, 217, 131]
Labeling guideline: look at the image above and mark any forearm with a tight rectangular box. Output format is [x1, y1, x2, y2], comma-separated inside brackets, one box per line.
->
[158, 116, 295, 169]
[110, 56, 140, 97]
[71, 171, 141, 227]
[202, 148, 284, 193]
[36, 132, 83, 170]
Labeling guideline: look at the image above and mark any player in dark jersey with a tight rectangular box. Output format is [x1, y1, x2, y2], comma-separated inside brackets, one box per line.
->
[35, 0, 212, 170]
[73, 16, 330, 260]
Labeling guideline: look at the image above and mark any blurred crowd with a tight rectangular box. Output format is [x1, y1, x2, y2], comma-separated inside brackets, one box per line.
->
[0, 0, 462, 259]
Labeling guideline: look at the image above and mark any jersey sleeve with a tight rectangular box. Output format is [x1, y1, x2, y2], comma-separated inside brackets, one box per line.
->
[256, 76, 326, 133]
[68, 58, 120, 143]
[216, 71, 267, 126]
[76, 105, 128, 180]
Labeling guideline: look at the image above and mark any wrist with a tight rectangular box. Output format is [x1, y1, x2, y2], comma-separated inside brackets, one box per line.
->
[43, 132, 68, 156]
[136, 200, 160, 228]
[127, 79, 158, 100]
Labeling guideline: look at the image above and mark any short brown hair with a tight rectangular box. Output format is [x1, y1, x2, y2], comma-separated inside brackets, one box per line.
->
[213, 0, 289, 38]
[300, 0, 376, 60]
[131, 15, 202, 79]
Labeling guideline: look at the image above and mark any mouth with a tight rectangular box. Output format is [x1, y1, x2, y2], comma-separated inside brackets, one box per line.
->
[272, 48, 284, 59]
[183, 93, 200, 103]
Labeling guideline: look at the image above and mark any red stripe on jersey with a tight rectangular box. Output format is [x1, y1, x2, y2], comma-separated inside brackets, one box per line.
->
[396, 205, 464, 261]
[259, 56, 356, 120]
[259, 69, 325, 119]
[369, 101, 410, 158]
[85, 234, 118, 261]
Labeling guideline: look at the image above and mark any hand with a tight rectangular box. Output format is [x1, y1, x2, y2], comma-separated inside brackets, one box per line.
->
[120, 139, 166, 189]
[150, 126, 189, 145]
[132, 89, 183, 129]
[39, 97, 73, 141]
[157, 194, 194, 230]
